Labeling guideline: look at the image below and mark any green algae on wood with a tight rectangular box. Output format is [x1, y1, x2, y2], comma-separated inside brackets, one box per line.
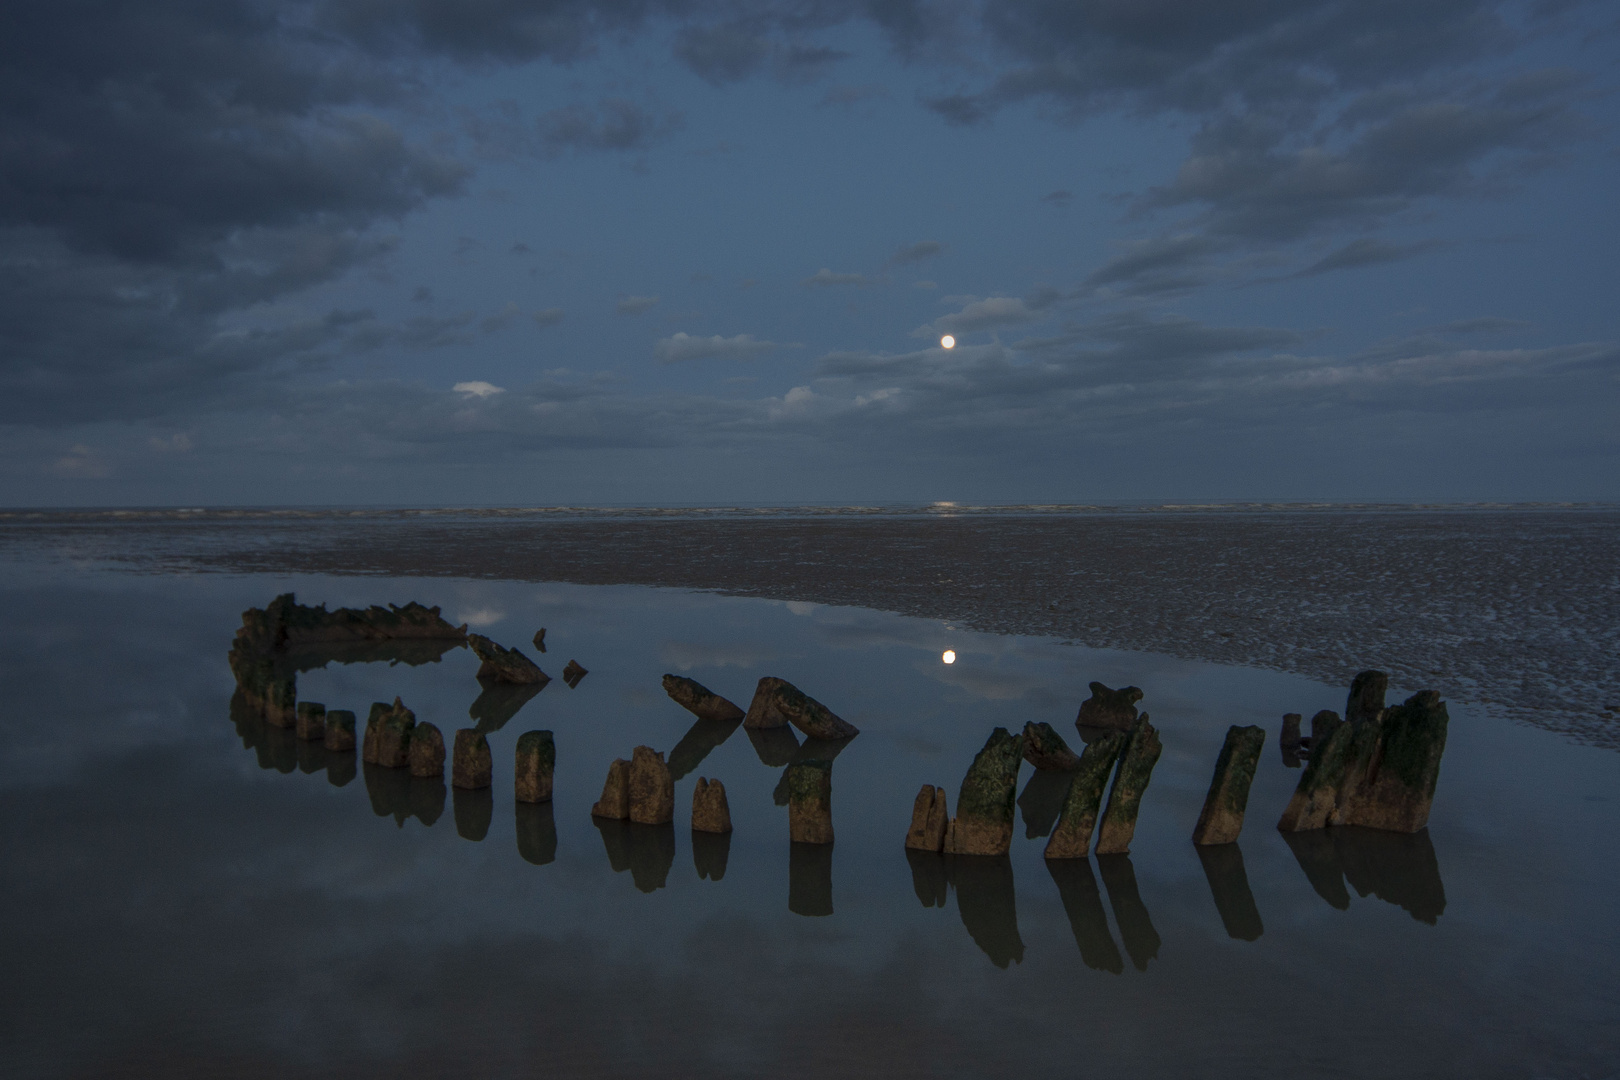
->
[322, 709, 356, 752]
[905, 785, 948, 851]
[1094, 715, 1163, 855]
[786, 759, 834, 844]
[1022, 721, 1082, 771]
[591, 758, 631, 819]
[451, 728, 491, 790]
[944, 727, 1023, 856]
[662, 674, 745, 723]
[408, 722, 445, 778]
[628, 745, 674, 825]
[1192, 724, 1266, 845]
[514, 730, 555, 803]
[1044, 730, 1127, 859]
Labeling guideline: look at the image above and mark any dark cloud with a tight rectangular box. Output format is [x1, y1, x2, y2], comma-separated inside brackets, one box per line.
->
[655, 332, 777, 363]
[1297, 238, 1450, 277]
[536, 98, 684, 154]
[615, 295, 660, 314]
[675, 23, 774, 85]
[885, 240, 945, 267]
[802, 269, 870, 287]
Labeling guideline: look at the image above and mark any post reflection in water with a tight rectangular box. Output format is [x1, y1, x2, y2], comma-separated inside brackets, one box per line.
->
[294, 737, 327, 776]
[950, 855, 1025, 969]
[1282, 827, 1447, 923]
[771, 737, 854, 805]
[788, 842, 834, 916]
[1018, 770, 1074, 839]
[515, 801, 557, 865]
[1196, 843, 1264, 941]
[467, 680, 543, 734]
[668, 715, 744, 781]
[906, 849, 949, 908]
[1096, 854, 1161, 972]
[326, 752, 356, 788]
[691, 829, 729, 881]
[453, 786, 493, 842]
[1047, 859, 1125, 973]
[594, 818, 675, 893]
[746, 725, 800, 767]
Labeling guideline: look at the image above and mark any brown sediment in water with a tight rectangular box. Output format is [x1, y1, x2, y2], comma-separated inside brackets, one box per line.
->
[6, 507, 1617, 746]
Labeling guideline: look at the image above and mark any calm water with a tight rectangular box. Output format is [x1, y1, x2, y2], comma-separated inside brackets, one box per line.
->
[1, 562, 1616, 1078]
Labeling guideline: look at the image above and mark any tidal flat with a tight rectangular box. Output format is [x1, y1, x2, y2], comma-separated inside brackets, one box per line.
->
[0, 509, 1616, 1078]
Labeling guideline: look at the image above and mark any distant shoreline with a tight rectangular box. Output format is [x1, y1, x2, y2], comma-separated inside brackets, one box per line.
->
[1, 501, 1615, 523]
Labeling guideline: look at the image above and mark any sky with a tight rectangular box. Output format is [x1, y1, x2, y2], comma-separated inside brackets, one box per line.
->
[2, 0, 1618, 507]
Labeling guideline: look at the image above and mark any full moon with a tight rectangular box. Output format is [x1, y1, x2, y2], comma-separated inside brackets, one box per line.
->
[940, 335, 956, 349]
[942, 650, 956, 664]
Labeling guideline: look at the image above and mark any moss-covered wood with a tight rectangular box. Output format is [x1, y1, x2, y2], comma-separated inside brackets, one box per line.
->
[1045, 731, 1127, 858]
[408, 722, 445, 778]
[1191, 724, 1266, 845]
[294, 701, 326, 742]
[905, 785, 948, 851]
[467, 633, 549, 685]
[1022, 721, 1082, 770]
[591, 758, 631, 819]
[786, 759, 834, 844]
[691, 777, 732, 834]
[628, 745, 673, 824]
[1075, 681, 1143, 732]
[1277, 713, 1351, 831]
[1334, 691, 1448, 831]
[1094, 715, 1163, 855]
[744, 676, 859, 739]
[662, 674, 745, 722]
[514, 729, 555, 803]
[945, 727, 1023, 856]
[322, 710, 356, 752]
[451, 728, 491, 789]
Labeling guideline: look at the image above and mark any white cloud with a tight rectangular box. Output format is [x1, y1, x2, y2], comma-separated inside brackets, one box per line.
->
[655, 332, 776, 363]
[453, 381, 506, 398]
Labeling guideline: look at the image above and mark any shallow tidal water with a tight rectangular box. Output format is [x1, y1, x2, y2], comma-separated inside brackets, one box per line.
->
[1, 561, 1617, 1079]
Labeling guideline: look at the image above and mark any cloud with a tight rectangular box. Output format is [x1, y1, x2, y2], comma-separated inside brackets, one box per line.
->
[801, 269, 870, 287]
[885, 241, 945, 267]
[615, 295, 660, 314]
[1296, 238, 1451, 277]
[655, 333, 776, 364]
[532, 308, 565, 327]
[536, 98, 683, 155]
[1421, 317, 1531, 335]
[1042, 190, 1074, 206]
[675, 23, 773, 85]
[452, 381, 505, 398]
[820, 84, 889, 108]
[926, 288, 1063, 335]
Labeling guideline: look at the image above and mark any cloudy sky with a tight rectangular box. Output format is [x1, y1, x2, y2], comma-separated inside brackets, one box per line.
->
[3, 0, 1617, 506]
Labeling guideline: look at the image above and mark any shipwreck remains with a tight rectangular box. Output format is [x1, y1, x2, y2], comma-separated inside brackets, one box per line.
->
[591, 759, 632, 819]
[1044, 730, 1127, 859]
[452, 729, 492, 790]
[943, 728, 1023, 856]
[467, 633, 549, 686]
[1278, 671, 1449, 834]
[1022, 721, 1082, 771]
[628, 746, 674, 825]
[743, 676, 860, 739]
[562, 660, 588, 689]
[786, 759, 834, 844]
[514, 730, 555, 803]
[1191, 724, 1266, 845]
[663, 674, 746, 722]
[905, 785, 949, 851]
[1075, 681, 1144, 732]
[409, 723, 446, 778]
[691, 777, 733, 834]
[1094, 715, 1163, 855]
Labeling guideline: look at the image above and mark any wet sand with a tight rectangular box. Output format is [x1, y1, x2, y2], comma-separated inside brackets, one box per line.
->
[5, 506, 1617, 745]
